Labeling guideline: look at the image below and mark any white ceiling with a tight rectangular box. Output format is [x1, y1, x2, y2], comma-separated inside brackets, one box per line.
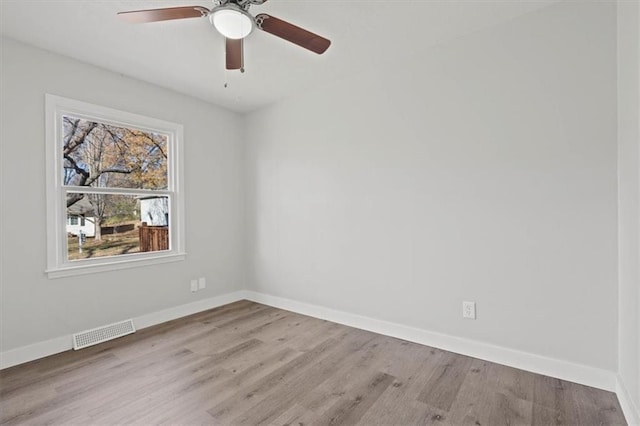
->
[1, 0, 554, 113]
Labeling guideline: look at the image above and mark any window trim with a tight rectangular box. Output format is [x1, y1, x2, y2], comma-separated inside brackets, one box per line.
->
[45, 94, 186, 279]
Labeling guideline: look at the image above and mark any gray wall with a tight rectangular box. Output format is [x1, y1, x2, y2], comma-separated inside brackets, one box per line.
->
[618, 0, 640, 418]
[0, 38, 245, 351]
[245, 2, 619, 371]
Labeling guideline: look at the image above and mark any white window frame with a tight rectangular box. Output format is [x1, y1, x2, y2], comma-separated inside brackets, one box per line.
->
[45, 94, 185, 278]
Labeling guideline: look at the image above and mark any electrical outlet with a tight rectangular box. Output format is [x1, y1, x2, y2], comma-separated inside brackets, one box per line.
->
[463, 301, 476, 319]
[190, 279, 198, 293]
[198, 277, 206, 290]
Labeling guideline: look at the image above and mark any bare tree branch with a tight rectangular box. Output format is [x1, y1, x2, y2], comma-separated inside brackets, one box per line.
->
[63, 119, 97, 156]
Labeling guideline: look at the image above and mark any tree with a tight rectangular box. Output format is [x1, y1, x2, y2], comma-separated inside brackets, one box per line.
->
[63, 116, 167, 241]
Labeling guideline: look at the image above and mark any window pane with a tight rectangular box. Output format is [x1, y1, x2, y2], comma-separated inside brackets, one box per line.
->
[62, 115, 168, 190]
[66, 193, 170, 261]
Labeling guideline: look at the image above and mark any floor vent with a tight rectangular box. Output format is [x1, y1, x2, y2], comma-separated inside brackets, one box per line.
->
[73, 319, 136, 350]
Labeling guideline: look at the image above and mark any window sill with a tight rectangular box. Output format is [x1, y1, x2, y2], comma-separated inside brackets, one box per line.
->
[46, 252, 186, 279]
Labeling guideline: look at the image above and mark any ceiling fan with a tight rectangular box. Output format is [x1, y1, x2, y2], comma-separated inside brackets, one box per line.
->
[118, 0, 331, 72]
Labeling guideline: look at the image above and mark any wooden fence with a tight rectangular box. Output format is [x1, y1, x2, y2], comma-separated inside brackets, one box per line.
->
[101, 223, 135, 235]
[139, 223, 169, 252]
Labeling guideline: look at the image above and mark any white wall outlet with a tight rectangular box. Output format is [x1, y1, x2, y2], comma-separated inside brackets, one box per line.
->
[463, 301, 476, 319]
[198, 277, 206, 290]
[190, 279, 198, 293]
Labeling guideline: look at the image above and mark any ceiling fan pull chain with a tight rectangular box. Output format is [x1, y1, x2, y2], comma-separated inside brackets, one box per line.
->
[224, 38, 229, 87]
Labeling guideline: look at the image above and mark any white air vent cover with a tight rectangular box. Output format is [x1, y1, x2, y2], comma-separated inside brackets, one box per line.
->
[73, 319, 136, 350]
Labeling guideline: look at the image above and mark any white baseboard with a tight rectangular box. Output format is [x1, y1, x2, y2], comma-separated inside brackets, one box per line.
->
[134, 291, 247, 330]
[0, 289, 622, 407]
[244, 290, 617, 392]
[617, 375, 640, 426]
[0, 335, 73, 371]
[0, 291, 247, 370]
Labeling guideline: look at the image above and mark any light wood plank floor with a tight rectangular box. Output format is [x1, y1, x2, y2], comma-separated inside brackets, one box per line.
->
[0, 300, 626, 425]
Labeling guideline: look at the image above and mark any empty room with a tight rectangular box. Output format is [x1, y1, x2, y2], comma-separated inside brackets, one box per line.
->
[1, 0, 639, 424]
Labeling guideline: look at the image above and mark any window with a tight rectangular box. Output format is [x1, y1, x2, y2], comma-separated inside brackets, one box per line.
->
[46, 95, 185, 278]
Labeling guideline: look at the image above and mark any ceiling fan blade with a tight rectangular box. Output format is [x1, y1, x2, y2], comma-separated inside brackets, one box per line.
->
[226, 38, 244, 70]
[118, 6, 210, 24]
[255, 14, 330, 55]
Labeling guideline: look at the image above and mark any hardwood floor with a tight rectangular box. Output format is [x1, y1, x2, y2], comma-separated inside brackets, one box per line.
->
[0, 300, 626, 425]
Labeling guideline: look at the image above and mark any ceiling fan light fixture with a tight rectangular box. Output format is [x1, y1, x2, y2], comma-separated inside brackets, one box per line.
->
[210, 6, 254, 39]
